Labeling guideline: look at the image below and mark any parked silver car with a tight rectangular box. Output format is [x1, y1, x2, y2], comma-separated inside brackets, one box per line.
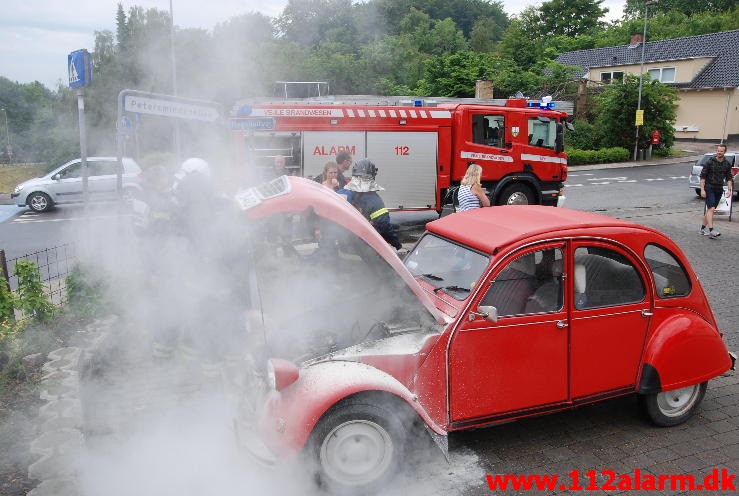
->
[11, 157, 142, 212]
[688, 151, 737, 197]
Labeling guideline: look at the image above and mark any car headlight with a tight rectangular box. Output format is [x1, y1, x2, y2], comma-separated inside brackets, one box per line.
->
[266, 358, 299, 391]
[12, 184, 23, 195]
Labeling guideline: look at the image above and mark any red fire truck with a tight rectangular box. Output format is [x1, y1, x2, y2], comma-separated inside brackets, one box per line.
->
[230, 97, 570, 210]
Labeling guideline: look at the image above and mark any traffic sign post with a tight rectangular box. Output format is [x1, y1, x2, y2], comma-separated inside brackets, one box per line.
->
[69, 49, 92, 207]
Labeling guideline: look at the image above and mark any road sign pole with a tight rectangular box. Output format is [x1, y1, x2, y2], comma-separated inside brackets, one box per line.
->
[77, 89, 89, 209]
[69, 49, 92, 210]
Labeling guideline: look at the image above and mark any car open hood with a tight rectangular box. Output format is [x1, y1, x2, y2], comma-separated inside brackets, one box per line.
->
[235, 176, 445, 325]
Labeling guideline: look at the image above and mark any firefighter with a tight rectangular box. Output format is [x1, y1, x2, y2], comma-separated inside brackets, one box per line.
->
[345, 158, 402, 250]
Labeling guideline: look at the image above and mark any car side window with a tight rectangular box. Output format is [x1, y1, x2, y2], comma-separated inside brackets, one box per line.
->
[60, 163, 82, 179]
[574, 247, 645, 310]
[644, 244, 691, 298]
[482, 247, 563, 317]
[92, 161, 117, 176]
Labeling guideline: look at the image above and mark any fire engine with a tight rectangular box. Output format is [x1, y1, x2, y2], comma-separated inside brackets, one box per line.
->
[230, 96, 571, 210]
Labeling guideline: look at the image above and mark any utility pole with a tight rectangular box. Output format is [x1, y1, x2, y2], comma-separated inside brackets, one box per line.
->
[633, 0, 657, 161]
[0, 108, 11, 163]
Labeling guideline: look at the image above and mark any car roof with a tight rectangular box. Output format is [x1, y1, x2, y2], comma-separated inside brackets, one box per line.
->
[427, 206, 651, 254]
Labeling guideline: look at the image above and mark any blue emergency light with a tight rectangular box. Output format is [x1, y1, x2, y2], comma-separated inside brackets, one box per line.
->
[527, 101, 556, 109]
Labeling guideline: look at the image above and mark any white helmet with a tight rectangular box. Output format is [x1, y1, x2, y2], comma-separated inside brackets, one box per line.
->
[176, 157, 210, 180]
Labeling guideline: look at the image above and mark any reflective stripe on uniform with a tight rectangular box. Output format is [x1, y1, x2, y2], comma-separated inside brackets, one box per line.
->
[369, 208, 389, 220]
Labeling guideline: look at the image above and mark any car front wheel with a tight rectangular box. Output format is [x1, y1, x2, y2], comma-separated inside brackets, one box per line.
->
[27, 192, 53, 212]
[639, 382, 707, 427]
[311, 400, 406, 494]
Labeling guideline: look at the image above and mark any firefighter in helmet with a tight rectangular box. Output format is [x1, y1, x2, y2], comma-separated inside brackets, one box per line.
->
[345, 158, 402, 250]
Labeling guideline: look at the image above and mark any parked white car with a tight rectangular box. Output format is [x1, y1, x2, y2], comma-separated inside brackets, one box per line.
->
[688, 151, 737, 197]
[11, 157, 142, 212]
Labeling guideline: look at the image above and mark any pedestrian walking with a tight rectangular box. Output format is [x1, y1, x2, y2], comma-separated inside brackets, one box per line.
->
[699, 144, 733, 238]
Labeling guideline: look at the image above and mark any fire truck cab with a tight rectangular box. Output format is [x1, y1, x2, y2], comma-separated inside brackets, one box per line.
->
[230, 97, 569, 210]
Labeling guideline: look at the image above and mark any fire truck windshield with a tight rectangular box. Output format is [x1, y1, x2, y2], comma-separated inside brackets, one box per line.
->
[528, 117, 558, 149]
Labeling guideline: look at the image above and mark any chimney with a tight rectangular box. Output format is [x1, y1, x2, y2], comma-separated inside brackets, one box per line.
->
[475, 80, 494, 99]
[630, 33, 643, 45]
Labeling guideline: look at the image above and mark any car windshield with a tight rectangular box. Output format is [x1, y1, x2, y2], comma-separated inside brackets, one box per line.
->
[404, 233, 489, 300]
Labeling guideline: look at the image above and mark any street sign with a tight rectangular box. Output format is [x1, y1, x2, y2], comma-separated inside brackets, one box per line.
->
[122, 92, 220, 122]
[635, 109, 644, 126]
[68, 49, 92, 89]
[231, 118, 275, 131]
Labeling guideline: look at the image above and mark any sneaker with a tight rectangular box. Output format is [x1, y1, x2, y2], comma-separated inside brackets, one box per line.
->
[710, 230, 721, 238]
[700, 228, 710, 236]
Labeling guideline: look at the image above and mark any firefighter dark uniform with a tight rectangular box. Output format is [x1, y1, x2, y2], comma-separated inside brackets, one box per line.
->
[345, 158, 402, 250]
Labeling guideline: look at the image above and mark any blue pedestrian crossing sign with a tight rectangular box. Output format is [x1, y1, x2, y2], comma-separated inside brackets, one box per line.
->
[68, 49, 92, 88]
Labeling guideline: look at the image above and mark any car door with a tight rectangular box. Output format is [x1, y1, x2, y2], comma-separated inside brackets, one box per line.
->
[51, 160, 84, 203]
[86, 159, 121, 201]
[448, 244, 569, 425]
[569, 242, 652, 399]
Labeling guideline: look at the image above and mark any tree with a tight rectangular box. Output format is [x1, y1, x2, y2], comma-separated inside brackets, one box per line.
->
[498, 14, 545, 71]
[275, 0, 355, 46]
[593, 74, 678, 150]
[414, 51, 544, 98]
[537, 0, 608, 37]
[624, 0, 737, 18]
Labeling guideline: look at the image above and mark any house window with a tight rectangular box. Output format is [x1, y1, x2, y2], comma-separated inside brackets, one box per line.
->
[600, 71, 624, 83]
[647, 67, 676, 83]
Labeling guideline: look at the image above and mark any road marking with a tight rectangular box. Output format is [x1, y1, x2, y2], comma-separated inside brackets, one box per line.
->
[13, 213, 126, 224]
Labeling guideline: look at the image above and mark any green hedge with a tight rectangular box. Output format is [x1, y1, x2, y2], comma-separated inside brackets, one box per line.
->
[566, 147, 631, 165]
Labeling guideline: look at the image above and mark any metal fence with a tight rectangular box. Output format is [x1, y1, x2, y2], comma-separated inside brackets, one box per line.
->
[0, 244, 77, 307]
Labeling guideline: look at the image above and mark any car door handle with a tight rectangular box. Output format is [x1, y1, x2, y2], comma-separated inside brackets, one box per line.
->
[556, 320, 568, 329]
[641, 309, 653, 317]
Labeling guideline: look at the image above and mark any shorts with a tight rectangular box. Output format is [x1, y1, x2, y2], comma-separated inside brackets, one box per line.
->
[705, 187, 724, 209]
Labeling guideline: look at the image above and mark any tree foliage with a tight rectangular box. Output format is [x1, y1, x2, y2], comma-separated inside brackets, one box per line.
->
[594, 74, 678, 150]
[623, 0, 738, 18]
[537, 0, 608, 37]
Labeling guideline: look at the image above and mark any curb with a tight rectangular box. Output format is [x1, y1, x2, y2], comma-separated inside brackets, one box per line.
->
[27, 315, 118, 496]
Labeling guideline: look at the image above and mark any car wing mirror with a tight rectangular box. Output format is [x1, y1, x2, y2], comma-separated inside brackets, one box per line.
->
[469, 305, 498, 322]
[52, 173, 61, 180]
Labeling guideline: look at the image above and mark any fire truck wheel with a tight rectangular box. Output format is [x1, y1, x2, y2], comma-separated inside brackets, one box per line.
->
[498, 184, 534, 205]
[311, 400, 406, 494]
[638, 382, 706, 427]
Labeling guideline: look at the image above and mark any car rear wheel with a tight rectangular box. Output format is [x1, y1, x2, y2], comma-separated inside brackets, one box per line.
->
[498, 183, 534, 205]
[639, 382, 707, 427]
[311, 400, 406, 494]
[27, 192, 53, 212]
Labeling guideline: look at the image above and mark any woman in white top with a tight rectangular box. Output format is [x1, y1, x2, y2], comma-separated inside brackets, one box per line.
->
[457, 163, 491, 211]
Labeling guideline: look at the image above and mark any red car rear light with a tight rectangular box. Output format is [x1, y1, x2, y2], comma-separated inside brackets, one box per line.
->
[561, 164, 568, 181]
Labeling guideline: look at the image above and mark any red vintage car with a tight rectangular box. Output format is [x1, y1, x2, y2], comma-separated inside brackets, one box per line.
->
[232, 176, 734, 494]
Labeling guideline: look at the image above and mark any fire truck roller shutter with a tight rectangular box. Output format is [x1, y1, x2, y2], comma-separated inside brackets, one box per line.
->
[366, 132, 438, 209]
[302, 131, 366, 180]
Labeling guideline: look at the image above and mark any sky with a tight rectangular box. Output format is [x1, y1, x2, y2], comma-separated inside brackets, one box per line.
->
[0, 1, 625, 91]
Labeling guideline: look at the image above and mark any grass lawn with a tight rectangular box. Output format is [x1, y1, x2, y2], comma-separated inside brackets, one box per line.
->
[0, 164, 47, 194]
